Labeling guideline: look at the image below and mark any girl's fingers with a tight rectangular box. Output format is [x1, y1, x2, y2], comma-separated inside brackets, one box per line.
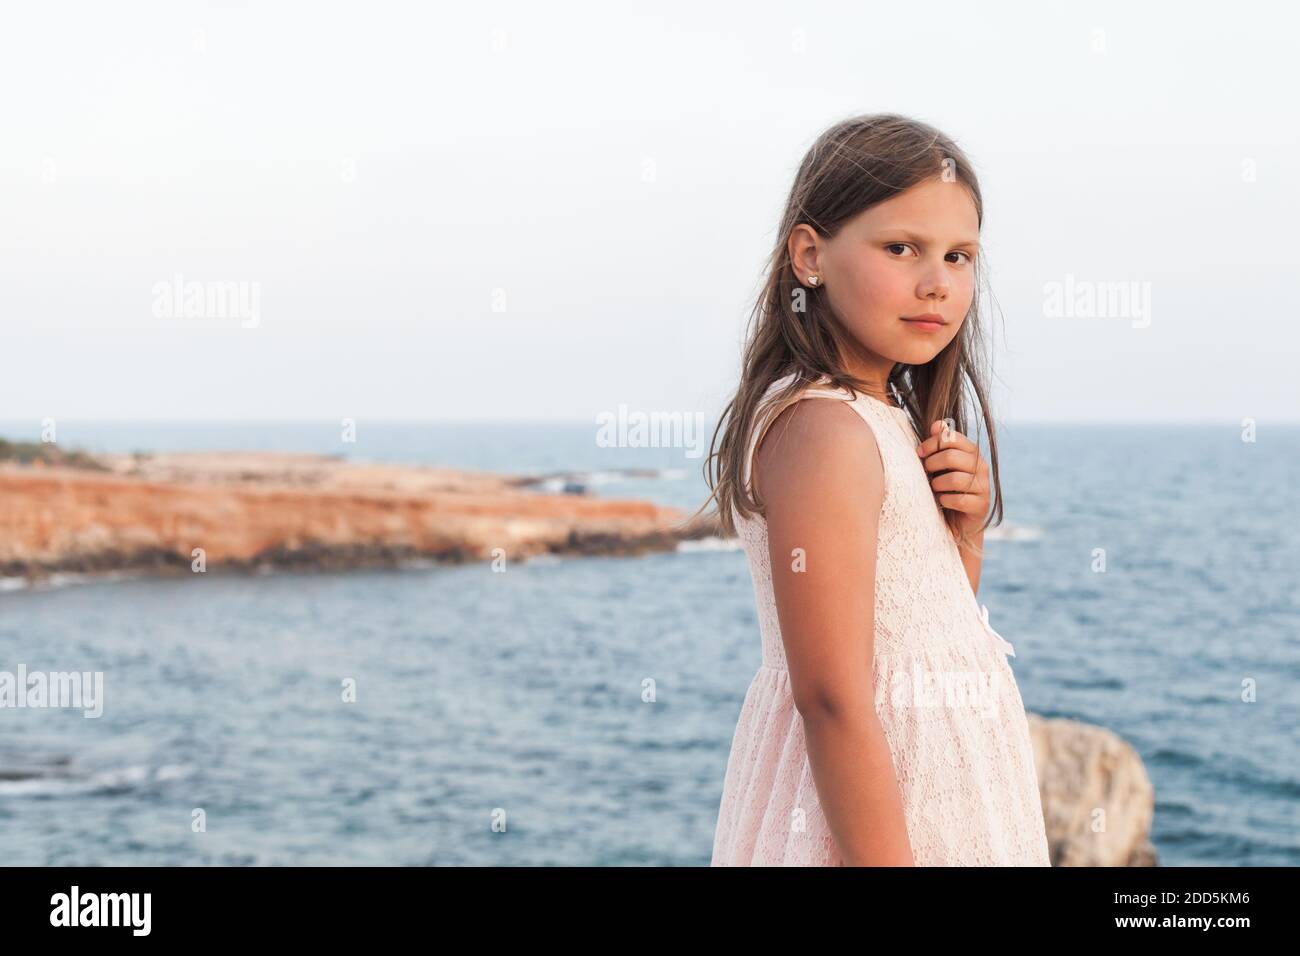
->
[928, 470, 987, 495]
[916, 419, 975, 458]
[922, 423, 989, 513]
[935, 491, 985, 514]
[919, 447, 981, 474]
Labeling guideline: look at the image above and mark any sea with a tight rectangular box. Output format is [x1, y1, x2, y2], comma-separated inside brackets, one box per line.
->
[0, 419, 1296, 866]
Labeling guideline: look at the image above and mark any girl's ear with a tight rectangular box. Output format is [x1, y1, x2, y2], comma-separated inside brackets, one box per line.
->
[787, 223, 821, 285]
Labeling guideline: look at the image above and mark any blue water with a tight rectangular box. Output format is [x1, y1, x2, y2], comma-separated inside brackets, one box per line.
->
[1, 420, 1297, 865]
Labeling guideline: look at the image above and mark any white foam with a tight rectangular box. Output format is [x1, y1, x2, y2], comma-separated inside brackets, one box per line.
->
[984, 521, 1043, 542]
[677, 536, 743, 553]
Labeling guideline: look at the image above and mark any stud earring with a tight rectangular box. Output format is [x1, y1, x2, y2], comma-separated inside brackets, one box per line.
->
[806, 275, 819, 287]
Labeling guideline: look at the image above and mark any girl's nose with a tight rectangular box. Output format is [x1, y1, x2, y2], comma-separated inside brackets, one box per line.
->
[917, 262, 950, 300]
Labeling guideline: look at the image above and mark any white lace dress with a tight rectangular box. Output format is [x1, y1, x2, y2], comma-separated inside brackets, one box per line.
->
[710, 373, 1051, 866]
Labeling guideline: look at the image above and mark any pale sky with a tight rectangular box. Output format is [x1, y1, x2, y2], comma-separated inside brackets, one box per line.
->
[2, 1, 1296, 424]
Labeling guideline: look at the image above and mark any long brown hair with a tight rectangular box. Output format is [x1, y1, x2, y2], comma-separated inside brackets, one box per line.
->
[690, 112, 1003, 553]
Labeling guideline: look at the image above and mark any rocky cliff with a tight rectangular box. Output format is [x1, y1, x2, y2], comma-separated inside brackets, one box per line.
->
[0, 451, 717, 580]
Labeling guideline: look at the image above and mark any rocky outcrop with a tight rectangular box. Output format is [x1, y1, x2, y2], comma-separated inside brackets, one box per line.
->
[0, 452, 717, 581]
[1027, 713, 1158, 866]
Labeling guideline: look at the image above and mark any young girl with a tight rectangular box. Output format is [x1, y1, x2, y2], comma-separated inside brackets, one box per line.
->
[700, 114, 1051, 866]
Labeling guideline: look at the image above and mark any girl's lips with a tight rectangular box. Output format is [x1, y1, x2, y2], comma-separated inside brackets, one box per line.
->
[901, 318, 944, 332]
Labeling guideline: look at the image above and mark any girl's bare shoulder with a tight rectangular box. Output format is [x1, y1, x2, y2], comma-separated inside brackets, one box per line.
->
[753, 395, 884, 507]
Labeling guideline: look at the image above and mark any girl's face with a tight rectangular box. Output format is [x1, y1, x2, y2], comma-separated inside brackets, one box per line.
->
[790, 175, 980, 383]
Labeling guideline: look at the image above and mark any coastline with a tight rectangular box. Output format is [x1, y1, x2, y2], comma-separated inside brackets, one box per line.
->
[0, 450, 720, 584]
[0, 448, 1160, 865]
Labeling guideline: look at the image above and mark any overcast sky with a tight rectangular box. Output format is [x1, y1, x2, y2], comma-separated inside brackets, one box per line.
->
[2, 1, 1296, 424]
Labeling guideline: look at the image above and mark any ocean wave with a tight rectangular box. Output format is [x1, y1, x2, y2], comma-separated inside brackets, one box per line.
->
[0, 570, 145, 594]
[0, 762, 194, 798]
[677, 537, 743, 553]
[523, 467, 687, 494]
[984, 521, 1043, 541]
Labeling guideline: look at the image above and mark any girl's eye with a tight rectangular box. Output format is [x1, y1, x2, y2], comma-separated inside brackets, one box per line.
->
[886, 243, 974, 264]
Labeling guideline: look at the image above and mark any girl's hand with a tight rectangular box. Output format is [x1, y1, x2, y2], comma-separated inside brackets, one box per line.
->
[916, 419, 989, 534]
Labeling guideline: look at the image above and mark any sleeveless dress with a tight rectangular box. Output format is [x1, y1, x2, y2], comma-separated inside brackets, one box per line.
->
[710, 372, 1051, 866]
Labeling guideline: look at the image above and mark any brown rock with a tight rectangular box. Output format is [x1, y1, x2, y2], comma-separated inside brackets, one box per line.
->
[1027, 713, 1158, 866]
[0, 453, 709, 581]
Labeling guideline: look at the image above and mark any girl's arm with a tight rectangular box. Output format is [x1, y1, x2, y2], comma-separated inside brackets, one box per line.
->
[754, 398, 915, 866]
[957, 526, 984, 596]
